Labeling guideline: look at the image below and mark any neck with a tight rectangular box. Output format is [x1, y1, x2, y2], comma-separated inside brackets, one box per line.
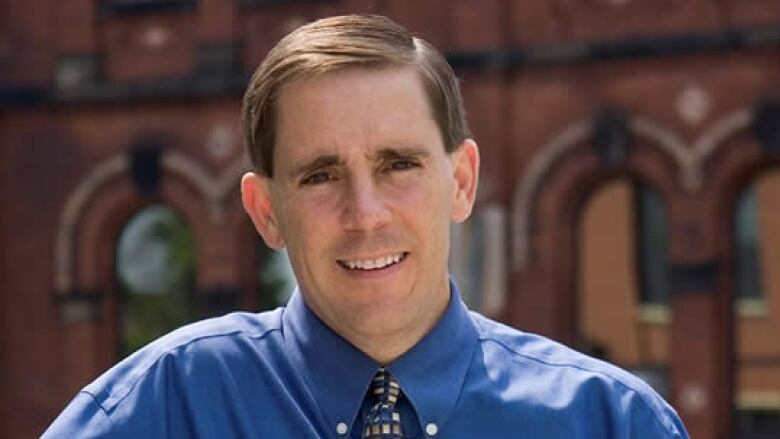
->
[306, 278, 452, 365]
[351, 293, 450, 365]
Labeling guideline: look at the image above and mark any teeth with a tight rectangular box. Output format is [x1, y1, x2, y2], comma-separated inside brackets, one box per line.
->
[340, 253, 405, 271]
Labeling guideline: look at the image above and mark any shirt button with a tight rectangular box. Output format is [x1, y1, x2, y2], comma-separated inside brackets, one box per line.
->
[425, 423, 438, 436]
[336, 422, 348, 435]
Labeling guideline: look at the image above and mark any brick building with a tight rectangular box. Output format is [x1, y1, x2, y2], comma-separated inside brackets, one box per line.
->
[1, 1, 779, 438]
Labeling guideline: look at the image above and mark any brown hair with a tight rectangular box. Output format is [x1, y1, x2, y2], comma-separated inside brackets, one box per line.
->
[242, 14, 470, 177]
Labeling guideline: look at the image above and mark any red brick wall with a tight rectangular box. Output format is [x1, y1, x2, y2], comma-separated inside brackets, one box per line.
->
[2, 1, 780, 437]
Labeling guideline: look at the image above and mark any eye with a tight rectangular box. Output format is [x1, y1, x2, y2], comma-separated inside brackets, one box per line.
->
[389, 160, 419, 171]
[302, 171, 332, 185]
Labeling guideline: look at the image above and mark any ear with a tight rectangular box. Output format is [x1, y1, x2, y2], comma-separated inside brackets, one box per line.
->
[450, 139, 480, 223]
[241, 172, 286, 249]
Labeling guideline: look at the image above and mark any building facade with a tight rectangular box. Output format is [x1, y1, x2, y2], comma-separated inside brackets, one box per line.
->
[1, 1, 780, 438]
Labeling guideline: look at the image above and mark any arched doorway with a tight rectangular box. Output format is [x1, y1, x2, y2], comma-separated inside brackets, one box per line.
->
[577, 177, 671, 396]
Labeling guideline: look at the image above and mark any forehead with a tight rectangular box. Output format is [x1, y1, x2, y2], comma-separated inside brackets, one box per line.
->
[273, 66, 443, 166]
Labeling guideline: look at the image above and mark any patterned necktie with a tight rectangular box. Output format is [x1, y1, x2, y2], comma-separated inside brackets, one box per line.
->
[362, 367, 405, 438]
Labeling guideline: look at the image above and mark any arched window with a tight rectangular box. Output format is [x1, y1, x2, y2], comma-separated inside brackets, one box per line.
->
[255, 240, 296, 311]
[732, 169, 780, 438]
[578, 178, 670, 396]
[115, 205, 196, 358]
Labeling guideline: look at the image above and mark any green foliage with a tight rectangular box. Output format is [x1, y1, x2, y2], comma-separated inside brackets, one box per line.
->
[116, 206, 196, 358]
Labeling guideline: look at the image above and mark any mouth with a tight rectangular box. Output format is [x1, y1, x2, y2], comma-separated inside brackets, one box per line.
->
[337, 252, 409, 271]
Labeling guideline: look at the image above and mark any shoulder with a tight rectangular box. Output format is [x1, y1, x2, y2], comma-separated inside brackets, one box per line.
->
[471, 311, 647, 383]
[469, 312, 688, 438]
[85, 308, 285, 412]
[44, 309, 288, 437]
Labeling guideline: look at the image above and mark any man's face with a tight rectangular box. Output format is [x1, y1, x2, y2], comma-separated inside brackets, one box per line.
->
[242, 66, 478, 344]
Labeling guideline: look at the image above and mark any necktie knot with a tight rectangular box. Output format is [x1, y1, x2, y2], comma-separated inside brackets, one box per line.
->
[371, 367, 401, 405]
[363, 367, 405, 438]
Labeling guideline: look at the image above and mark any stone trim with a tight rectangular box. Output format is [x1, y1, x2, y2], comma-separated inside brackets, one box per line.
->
[57, 291, 103, 323]
[161, 151, 249, 222]
[511, 121, 590, 272]
[633, 108, 753, 191]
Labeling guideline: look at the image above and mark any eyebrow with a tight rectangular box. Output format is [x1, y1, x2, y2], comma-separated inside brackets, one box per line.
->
[287, 145, 433, 180]
[375, 146, 432, 161]
[288, 154, 341, 180]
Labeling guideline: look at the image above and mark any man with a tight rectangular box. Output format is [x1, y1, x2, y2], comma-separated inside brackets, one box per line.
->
[44, 15, 689, 438]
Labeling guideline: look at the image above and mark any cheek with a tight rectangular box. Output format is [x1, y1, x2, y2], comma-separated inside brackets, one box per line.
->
[277, 195, 339, 245]
[392, 178, 453, 231]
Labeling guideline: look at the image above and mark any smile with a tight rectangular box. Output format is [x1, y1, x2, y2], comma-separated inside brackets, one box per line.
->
[337, 252, 408, 271]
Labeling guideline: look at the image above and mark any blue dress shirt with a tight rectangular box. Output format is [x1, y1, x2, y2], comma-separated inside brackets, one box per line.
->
[44, 281, 689, 438]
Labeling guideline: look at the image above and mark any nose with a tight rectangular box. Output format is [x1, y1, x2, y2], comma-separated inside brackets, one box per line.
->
[341, 175, 391, 232]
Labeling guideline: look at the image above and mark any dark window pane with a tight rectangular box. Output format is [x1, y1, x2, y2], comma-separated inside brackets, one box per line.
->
[101, 0, 197, 16]
[634, 183, 669, 304]
[116, 205, 196, 358]
[735, 187, 764, 299]
[735, 409, 780, 439]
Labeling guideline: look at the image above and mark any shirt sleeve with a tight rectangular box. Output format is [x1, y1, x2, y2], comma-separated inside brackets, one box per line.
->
[41, 392, 116, 439]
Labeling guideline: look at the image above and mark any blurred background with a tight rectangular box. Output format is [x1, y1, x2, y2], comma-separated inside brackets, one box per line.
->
[0, 1, 779, 438]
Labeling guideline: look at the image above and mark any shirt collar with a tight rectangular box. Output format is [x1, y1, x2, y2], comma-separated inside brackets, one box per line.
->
[282, 278, 479, 434]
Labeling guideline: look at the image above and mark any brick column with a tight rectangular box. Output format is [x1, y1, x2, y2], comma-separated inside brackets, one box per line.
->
[196, 208, 246, 316]
[58, 292, 106, 395]
[668, 195, 734, 439]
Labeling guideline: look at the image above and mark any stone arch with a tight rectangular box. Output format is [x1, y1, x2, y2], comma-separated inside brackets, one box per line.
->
[511, 107, 760, 274]
[54, 151, 249, 295]
[699, 104, 780, 272]
[511, 115, 690, 272]
[55, 154, 129, 294]
[74, 170, 210, 295]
